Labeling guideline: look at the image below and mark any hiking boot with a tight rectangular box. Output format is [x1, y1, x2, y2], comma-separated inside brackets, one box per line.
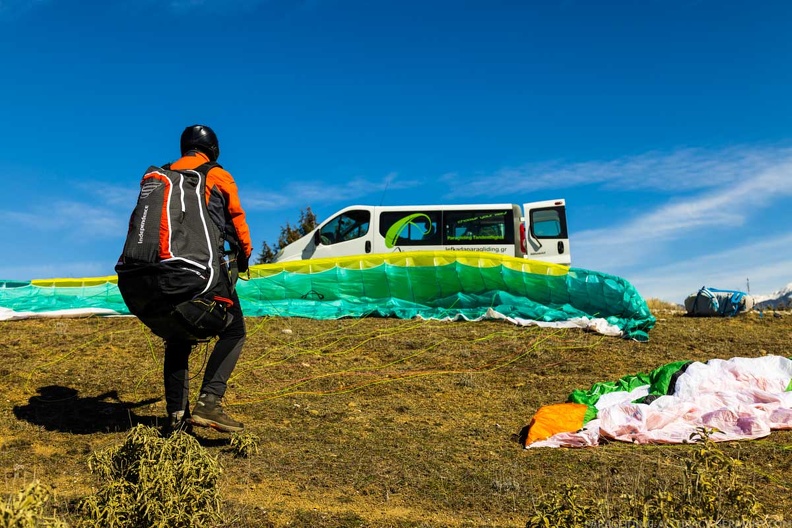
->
[162, 410, 192, 437]
[190, 393, 244, 433]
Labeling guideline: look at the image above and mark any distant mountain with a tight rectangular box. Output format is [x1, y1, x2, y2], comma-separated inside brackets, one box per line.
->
[754, 282, 792, 310]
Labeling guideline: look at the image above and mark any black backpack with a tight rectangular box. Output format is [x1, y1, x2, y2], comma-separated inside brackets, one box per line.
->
[115, 162, 235, 341]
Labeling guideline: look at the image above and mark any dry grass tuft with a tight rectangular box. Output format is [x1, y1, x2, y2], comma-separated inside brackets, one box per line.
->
[526, 428, 767, 526]
[645, 297, 684, 313]
[0, 481, 67, 528]
[77, 425, 222, 527]
[229, 431, 261, 458]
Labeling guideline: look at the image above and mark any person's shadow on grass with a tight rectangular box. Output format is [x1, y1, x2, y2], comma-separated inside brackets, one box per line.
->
[13, 385, 161, 434]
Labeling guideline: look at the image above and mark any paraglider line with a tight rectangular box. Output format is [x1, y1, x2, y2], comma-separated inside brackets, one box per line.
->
[232, 328, 568, 404]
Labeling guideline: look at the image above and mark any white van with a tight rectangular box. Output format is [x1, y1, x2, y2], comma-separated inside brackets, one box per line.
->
[272, 199, 571, 266]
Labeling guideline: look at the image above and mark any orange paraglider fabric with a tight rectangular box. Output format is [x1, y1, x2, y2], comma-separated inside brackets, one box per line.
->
[524, 402, 589, 446]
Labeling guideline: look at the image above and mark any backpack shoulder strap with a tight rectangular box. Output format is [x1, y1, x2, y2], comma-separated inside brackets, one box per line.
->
[194, 161, 222, 175]
[157, 162, 221, 174]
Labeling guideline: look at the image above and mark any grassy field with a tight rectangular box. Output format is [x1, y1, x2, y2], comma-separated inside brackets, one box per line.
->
[1, 309, 791, 526]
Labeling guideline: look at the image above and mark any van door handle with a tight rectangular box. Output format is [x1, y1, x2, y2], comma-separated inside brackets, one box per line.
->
[558, 241, 565, 254]
[365, 241, 371, 253]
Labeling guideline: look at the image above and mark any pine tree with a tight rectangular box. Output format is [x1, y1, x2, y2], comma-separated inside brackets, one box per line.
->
[256, 207, 317, 264]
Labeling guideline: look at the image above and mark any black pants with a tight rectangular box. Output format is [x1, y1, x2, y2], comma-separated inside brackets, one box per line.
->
[163, 290, 246, 416]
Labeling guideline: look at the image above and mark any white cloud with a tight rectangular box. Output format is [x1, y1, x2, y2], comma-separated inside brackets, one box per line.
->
[445, 144, 792, 198]
[81, 182, 139, 208]
[244, 190, 294, 210]
[0, 260, 113, 281]
[484, 144, 792, 304]
[245, 172, 420, 211]
[622, 233, 792, 303]
[0, 179, 164, 240]
[1, 201, 126, 238]
[572, 158, 792, 270]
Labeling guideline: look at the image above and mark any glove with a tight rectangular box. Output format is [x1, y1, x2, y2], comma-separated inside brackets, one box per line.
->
[237, 252, 249, 274]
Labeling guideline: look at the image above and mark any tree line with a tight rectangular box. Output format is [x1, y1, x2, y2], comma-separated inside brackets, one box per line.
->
[255, 207, 317, 264]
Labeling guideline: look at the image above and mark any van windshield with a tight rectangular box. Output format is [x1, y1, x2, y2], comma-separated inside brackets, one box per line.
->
[319, 210, 371, 245]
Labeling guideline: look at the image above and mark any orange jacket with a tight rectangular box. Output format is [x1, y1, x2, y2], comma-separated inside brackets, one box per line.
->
[170, 151, 253, 258]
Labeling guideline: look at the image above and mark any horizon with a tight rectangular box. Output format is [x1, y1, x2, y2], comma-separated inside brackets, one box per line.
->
[1, 1, 790, 304]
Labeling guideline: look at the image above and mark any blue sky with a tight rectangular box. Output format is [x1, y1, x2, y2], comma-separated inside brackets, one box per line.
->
[1, 0, 790, 303]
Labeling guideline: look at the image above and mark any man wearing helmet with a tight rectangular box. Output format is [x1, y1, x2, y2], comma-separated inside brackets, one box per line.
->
[164, 124, 253, 434]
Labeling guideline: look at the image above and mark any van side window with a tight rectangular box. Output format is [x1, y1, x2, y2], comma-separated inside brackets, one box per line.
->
[444, 210, 514, 244]
[379, 211, 441, 246]
[319, 210, 371, 245]
[530, 207, 567, 238]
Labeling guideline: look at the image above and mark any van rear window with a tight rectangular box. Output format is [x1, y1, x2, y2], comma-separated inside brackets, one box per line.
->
[530, 207, 567, 238]
[444, 210, 514, 244]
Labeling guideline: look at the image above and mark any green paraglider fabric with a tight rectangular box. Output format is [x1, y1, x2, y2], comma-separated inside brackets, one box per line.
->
[568, 372, 653, 408]
[566, 359, 693, 423]
[0, 251, 655, 339]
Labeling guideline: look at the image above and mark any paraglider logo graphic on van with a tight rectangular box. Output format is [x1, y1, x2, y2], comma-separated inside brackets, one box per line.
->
[384, 214, 434, 248]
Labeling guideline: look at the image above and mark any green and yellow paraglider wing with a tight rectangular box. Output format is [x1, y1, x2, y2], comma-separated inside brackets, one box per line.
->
[0, 251, 655, 339]
[0, 276, 126, 320]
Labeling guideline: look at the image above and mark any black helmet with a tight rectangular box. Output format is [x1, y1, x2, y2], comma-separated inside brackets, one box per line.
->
[180, 124, 220, 161]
